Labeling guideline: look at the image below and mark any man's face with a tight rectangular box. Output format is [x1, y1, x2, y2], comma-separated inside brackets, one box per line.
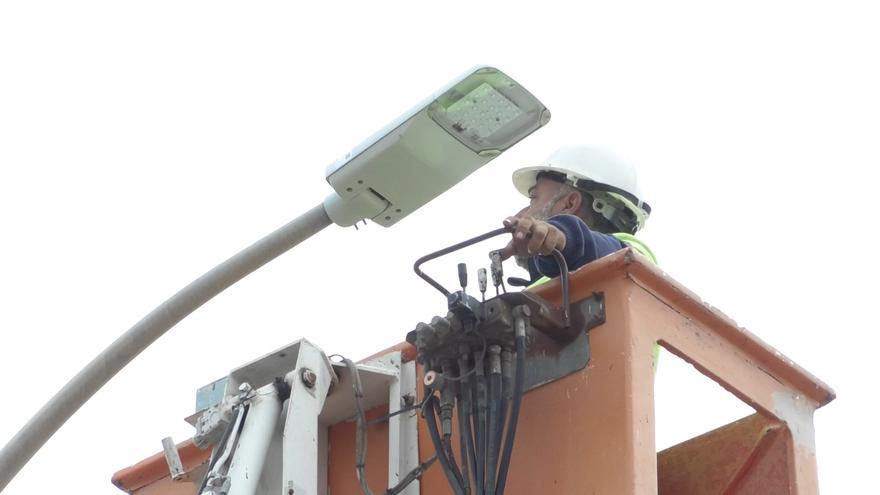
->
[514, 177, 567, 221]
[509, 176, 569, 270]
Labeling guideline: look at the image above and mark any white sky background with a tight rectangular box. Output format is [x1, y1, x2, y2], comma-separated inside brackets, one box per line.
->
[1, 1, 877, 493]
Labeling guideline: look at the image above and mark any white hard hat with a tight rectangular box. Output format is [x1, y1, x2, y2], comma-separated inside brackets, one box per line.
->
[512, 146, 651, 232]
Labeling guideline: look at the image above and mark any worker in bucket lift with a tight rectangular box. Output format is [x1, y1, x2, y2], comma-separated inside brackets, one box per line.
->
[500, 145, 657, 288]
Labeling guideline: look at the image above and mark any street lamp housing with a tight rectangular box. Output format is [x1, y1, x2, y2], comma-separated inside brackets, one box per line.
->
[323, 66, 551, 227]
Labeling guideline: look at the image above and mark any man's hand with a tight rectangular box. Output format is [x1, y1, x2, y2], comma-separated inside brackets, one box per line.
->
[500, 216, 567, 260]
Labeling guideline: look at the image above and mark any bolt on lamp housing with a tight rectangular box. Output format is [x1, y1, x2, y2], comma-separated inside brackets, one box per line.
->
[323, 66, 551, 227]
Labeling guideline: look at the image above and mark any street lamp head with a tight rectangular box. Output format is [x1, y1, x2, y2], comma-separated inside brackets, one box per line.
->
[323, 66, 551, 227]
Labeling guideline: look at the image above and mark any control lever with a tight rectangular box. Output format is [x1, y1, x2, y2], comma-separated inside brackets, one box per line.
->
[458, 263, 468, 294]
[489, 250, 506, 296]
[413, 227, 569, 327]
[477, 268, 488, 302]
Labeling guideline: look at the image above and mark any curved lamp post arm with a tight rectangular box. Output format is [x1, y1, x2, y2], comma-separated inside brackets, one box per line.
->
[0, 203, 331, 492]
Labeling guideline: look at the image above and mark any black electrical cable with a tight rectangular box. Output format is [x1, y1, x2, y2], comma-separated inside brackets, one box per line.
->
[385, 455, 438, 495]
[338, 356, 377, 495]
[195, 404, 247, 495]
[424, 394, 466, 495]
[494, 334, 526, 495]
[335, 355, 442, 495]
[366, 395, 430, 425]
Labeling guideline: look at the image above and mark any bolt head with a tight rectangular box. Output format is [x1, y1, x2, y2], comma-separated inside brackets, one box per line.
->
[300, 368, 317, 388]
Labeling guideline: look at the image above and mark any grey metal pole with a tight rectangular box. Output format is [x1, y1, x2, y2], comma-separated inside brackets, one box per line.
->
[0, 203, 332, 492]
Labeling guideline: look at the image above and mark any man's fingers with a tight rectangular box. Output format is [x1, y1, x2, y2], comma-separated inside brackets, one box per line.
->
[500, 217, 568, 259]
[527, 223, 549, 254]
[513, 217, 534, 241]
[540, 228, 565, 255]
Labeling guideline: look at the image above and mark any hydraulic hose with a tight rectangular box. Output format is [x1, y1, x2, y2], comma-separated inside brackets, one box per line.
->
[424, 395, 466, 495]
[458, 355, 478, 494]
[495, 316, 527, 495]
[0, 203, 332, 492]
[456, 360, 474, 495]
[456, 401, 471, 495]
[468, 362, 483, 494]
[437, 401, 466, 491]
[496, 348, 513, 469]
[485, 347, 502, 495]
[474, 351, 488, 494]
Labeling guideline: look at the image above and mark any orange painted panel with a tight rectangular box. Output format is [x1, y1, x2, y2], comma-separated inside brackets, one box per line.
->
[327, 405, 390, 495]
[112, 439, 210, 494]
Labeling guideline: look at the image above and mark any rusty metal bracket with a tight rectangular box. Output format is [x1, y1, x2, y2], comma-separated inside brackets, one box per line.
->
[522, 292, 604, 391]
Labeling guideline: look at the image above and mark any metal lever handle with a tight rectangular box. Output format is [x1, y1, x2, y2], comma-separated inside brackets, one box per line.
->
[477, 268, 488, 295]
[413, 227, 571, 327]
[413, 227, 510, 297]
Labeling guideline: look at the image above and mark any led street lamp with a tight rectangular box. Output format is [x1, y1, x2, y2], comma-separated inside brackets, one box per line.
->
[323, 66, 551, 227]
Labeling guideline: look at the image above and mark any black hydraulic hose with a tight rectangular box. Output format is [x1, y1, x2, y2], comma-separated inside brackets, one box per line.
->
[474, 353, 488, 494]
[456, 398, 472, 495]
[424, 395, 466, 495]
[436, 395, 466, 491]
[550, 249, 571, 327]
[493, 403, 507, 494]
[444, 437, 466, 491]
[457, 361, 475, 495]
[495, 334, 526, 495]
[496, 348, 513, 470]
[459, 357, 478, 494]
[485, 344, 503, 495]
[486, 371, 502, 495]
[468, 365, 483, 494]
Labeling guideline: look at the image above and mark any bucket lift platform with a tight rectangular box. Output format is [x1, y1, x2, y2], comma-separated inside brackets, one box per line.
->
[112, 249, 834, 494]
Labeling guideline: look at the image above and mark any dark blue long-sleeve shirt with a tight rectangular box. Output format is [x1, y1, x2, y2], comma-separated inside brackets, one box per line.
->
[527, 214, 626, 280]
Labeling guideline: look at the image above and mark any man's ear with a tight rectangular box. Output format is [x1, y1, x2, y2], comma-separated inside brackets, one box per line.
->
[558, 190, 583, 214]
